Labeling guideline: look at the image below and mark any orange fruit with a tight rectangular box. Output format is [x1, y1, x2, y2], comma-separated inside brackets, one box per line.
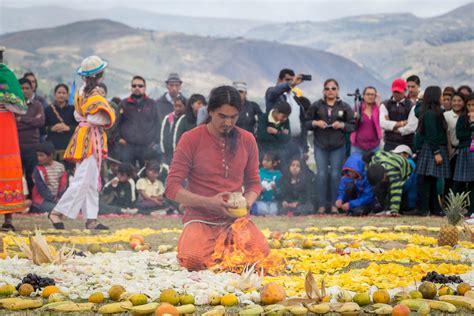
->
[260, 282, 286, 305]
[42, 285, 60, 298]
[19, 284, 34, 296]
[108, 285, 126, 301]
[155, 303, 178, 316]
[457, 282, 472, 295]
[373, 289, 390, 304]
[88, 292, 105, 303]
[392, 304, 410, 316]
[130, 234, 145, 244]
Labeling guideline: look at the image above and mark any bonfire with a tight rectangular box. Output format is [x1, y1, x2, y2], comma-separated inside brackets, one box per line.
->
[208, 218, 285, 275]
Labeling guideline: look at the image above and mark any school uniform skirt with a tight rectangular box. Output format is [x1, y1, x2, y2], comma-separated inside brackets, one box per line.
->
[416, 144, 451, 178]
[453, 147, 474, 182]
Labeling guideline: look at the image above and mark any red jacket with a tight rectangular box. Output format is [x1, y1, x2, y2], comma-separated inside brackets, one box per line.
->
[32, 164, 68, 206]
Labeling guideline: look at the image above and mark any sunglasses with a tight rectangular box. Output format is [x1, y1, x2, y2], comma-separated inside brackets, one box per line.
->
[132, 84, 145, 88]
[324, 87, 338, 91]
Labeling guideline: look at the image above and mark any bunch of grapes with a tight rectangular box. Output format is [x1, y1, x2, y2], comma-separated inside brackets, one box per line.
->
[421, 271, 463, 284]
[15, 273, 55, 291]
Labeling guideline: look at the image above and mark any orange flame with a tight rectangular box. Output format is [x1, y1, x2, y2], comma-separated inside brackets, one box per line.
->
[208, 218, 285, 276]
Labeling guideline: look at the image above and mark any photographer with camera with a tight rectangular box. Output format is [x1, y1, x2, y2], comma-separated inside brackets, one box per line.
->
[350, 86, 383, 156]
[305, 79, 355, 214]
[265, 68, 308, 164]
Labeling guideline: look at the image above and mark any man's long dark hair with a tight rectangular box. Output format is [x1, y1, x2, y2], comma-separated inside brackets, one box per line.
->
[206, 85, 242, 153]
[417, 86, 446, 134]
[83, 72, 104, 96]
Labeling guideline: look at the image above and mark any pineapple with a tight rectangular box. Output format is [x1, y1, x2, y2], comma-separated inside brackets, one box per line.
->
[438, 190, 470, 247]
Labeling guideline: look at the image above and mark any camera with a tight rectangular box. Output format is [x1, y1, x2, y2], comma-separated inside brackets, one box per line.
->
[301, 74, 312, 81]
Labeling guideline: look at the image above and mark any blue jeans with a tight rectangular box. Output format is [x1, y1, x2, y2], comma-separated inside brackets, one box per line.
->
[314, 145, 345, 209]
[350, 145, 380, 157]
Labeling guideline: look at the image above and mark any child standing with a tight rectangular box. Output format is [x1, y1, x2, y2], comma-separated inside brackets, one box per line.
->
[335, 153, 375, 216]
[277, 158, 313, 215]
[160, 97, 186, 165]
[99, 162, 136, 214]
[257, 100, 291, 161]
[254, 153, 282, 216]
[454, 93, 474, 216]
[136, 163, 166, 213]
[415, 86, 451, 215]
[32, 142, 68, 213]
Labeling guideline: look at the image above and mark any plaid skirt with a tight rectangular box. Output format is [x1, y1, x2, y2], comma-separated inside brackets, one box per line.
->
[454, 147, 474, 182]
[416, 144, 451, 178]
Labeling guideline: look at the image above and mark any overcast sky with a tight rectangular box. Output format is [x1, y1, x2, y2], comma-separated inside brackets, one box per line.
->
[3, 0, 473, 22]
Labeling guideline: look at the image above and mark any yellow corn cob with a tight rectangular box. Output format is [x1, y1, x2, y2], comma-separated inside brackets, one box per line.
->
[289, 305, 308, 315]
[372, 303, 393, 315]
[202, 305, 226, 316]
[176, 304, 197, 314]
[0, 297, 24, 307]
[439, 295, 474, 310]
[39, 300, 73, 311]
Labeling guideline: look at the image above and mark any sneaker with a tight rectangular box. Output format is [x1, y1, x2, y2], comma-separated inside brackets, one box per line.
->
[374, 210, 400, 217]
[127, 208, 139, 215]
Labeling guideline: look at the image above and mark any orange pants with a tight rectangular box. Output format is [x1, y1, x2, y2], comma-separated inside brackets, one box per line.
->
[177, 219, 270, 271]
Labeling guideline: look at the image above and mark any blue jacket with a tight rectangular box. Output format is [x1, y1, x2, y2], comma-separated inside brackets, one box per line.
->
[337, 154, 374, 209]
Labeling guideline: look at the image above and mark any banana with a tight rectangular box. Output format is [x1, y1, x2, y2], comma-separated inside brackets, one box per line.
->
[98, 300, 133, 314]
[439, 295, 474, 310]
[176, 304, 196, 314]
[420, 299, 457, 312]
[400, 299, 431, 315]
[372, 303, 392, 315]
[289, 305, 308, 315]
[308, 303, 331, 314]
[202, 305, 226, 316]
[338, 226, 356, 232]
[239, 304, 264, 315]
[50, 302, 96, 312]
[0, 297, 24, 307]
[3, 298, 43, 310]
[123, 302, 159, 315]
[39, 300, 73, 311]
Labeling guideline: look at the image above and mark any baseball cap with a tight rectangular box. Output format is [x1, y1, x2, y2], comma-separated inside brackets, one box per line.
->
[392, 145, 413, 157]
[391, 78, 407, 93]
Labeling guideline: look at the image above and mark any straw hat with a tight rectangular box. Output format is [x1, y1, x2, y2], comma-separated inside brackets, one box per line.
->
[77, 55, 108, 77]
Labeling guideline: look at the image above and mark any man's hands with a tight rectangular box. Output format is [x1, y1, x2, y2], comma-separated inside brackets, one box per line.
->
[206, 192, 234, 216]
[290, 75, 303, 88]
[51, 123, 70, 132]
[312, 120, 327, 129]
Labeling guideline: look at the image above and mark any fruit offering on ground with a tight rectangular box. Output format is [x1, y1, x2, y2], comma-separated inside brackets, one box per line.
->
[0, 284, 16, 296]
[438, 190, 469, 246]
[16, 273, 55, 292]
[372, 289, 390, 304]
[88, 292, 105, 303]
[438, 285, 456, 296]
[418, 281, 437, 299]
[260, 282, 287, 305]
[179, 294, 195, 305]
[108, 285, 126, 301]
[352, 292, 371, 306]
[421, 271, 464, 283]
[457, 282, 472, 295]
[392, 304, 411, 316]
[159, 288, 180, 305]
[18, 284, 34, 296]
[220, 293, 239, 306]
[41, 285, 60, 298]
[130, 293, 148, 306]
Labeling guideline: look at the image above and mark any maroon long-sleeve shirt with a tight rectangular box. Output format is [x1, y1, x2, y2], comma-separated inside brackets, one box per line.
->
[165, 125, 261, 224]
[16, 99, 45, 148]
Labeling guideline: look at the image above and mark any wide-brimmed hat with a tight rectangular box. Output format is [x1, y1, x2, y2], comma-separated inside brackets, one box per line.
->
[77, 55, 108, 77]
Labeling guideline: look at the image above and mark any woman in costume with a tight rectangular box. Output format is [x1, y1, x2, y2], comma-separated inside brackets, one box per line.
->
[0, 47, 28, 231]
[48, 55, 115, 230]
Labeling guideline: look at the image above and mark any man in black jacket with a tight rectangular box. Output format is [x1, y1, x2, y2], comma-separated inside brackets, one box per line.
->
[115, 76, 161, 167]
[265, 68, 308, 163]
[156, 73, 187, 120]
[233, 81, 262, 136]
